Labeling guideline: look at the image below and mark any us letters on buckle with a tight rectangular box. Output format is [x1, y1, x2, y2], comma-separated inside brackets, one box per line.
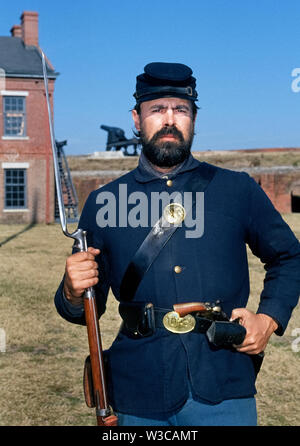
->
[163, 311, 196, 333]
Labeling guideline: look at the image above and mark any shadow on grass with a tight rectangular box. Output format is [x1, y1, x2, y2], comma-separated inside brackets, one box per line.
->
[0, 222, 36, 247]
[0, 193, 38, 247]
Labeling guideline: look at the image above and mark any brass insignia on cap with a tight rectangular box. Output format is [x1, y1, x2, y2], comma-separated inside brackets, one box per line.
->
[163, 203, 186, 225]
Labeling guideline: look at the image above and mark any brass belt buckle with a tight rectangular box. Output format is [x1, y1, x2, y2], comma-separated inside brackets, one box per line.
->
[163, 311, 196, 334]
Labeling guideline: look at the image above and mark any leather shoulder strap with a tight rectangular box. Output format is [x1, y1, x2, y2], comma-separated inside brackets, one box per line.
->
[119, 163, 217, 301]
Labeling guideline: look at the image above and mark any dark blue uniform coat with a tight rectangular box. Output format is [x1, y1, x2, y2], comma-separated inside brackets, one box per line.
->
[55, 155, 300, 418]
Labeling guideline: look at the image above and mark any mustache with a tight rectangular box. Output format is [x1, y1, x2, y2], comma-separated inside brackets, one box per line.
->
[150, 125, 184, 143]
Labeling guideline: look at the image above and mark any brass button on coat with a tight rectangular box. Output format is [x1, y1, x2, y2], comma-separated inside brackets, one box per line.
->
[166, 179, 173, 187]
[174, 265, 182, 274]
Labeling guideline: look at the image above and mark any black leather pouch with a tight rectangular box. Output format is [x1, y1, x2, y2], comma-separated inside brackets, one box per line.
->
[206, 320, 246, 348]
[119, 302, 155, 338]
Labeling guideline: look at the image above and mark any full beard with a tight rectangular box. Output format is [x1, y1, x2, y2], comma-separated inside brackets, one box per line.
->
[140, 125, 194, 168]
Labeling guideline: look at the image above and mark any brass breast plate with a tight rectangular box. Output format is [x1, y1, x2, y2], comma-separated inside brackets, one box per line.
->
[163, 203, 186, 225]
[163, 311, 196, 334]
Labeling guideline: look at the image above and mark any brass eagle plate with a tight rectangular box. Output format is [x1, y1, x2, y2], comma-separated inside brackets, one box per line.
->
[163, 203, 186, 225]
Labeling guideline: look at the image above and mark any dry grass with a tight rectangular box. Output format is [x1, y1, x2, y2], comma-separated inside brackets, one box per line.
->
[0, 215, 299, 426]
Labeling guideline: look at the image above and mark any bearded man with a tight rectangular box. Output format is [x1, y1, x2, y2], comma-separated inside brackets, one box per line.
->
[54, 62, 300, 426]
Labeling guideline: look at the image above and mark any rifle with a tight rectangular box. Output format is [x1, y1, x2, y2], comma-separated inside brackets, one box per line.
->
[41, 51, 117, 426]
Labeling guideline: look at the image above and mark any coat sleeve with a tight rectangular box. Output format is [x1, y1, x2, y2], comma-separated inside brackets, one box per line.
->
[54, 191, 111, 325]
[245, 176, 300, 335]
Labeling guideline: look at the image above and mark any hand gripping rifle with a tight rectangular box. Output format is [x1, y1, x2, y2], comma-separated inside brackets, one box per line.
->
[41, 51, 117, 426]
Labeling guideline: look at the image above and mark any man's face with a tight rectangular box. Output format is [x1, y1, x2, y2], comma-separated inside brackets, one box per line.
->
[132, 97, 196, 168]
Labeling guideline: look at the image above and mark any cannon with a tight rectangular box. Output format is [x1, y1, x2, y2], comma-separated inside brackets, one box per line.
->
[100, 125, 140, 156]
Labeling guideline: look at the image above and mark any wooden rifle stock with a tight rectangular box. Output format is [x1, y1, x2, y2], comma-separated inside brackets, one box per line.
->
[79, 239, 118, 426]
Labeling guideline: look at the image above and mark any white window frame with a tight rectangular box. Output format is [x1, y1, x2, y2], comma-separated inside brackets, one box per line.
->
[1, 91, 29, 140]
[2, 162, 30, 212]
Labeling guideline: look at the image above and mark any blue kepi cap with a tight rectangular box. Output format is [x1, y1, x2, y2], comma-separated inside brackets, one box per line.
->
[134, 62, 198, 104]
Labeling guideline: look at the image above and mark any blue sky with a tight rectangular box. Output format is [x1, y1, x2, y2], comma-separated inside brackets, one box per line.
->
[1, 0, 299, 155]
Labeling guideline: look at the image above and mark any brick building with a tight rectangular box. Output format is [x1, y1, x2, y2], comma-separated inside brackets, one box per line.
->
[0, 11, 57, 224]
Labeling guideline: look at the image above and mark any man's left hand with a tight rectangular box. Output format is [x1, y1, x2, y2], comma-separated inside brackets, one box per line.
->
[230, 308, 278, 354]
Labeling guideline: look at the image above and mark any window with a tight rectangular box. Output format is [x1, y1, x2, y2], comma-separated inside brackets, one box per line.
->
[4, 169, 27, 209]
[3, 96, 26, 136]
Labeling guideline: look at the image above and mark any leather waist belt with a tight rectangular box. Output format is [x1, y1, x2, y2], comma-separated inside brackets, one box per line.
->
[119, 307, 212, 338]
[119, 301, 247, 348]
[119, 302, 212, 337]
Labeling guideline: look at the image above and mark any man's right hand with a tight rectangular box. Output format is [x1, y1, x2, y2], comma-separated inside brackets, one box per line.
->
[63, 247, 100, 306]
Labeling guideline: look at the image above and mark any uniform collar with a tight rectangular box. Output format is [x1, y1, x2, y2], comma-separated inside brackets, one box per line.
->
[134, 151, 201, 183]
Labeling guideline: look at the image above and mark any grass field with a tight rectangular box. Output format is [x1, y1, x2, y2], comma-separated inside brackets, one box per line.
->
[0, 215, 299, 426]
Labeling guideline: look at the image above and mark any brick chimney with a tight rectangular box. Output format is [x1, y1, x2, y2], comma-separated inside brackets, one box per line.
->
[21, 11, 39, 47]
[10, 25, 22, 38]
